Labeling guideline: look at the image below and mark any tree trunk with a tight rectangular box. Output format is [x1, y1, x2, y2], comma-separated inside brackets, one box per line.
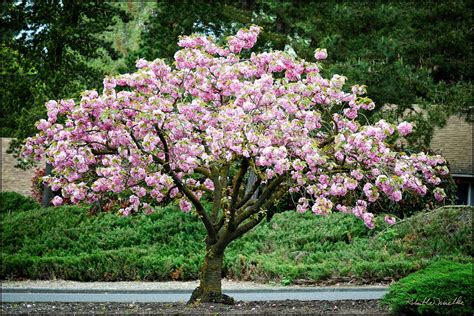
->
[188, 247, 234, 304]
[41, 162, 52, 207]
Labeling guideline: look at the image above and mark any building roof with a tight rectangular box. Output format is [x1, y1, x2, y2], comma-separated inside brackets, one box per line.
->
[430, 115, 473, 176]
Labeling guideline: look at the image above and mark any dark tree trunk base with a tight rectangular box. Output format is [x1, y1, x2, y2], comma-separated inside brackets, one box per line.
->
[189, 247, 232, 304]
[187, 286, 235, 305]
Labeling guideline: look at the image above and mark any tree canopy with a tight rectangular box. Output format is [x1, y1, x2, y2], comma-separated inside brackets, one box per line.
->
[23, 26, 448, 303]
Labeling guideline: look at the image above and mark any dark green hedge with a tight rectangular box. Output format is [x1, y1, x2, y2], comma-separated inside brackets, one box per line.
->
[1, 192, 472, 283]
[1, 191, 39, 213]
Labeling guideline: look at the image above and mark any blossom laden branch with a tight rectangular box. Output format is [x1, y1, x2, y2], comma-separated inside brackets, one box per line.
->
[22, 24, 449, 234]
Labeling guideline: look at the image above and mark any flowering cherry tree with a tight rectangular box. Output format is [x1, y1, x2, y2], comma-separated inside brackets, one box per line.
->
[23, 26, 448, 304]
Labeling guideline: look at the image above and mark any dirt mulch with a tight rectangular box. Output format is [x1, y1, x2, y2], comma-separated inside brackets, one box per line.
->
[1, 300, 390, 315]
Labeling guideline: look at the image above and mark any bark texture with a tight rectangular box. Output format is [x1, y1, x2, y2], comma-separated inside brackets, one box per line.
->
[188, 247, 234, 305]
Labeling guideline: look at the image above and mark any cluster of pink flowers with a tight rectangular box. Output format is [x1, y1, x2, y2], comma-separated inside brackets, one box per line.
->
[314, 48, 328, 60]
[227, 25, 261, 54]
[23, 25, 449, 228]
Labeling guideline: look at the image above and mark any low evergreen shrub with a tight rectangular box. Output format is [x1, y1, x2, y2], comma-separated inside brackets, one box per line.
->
[383, 260, 473, 315]
[0, 192, 39, 213]
[0, 203, 472, 283]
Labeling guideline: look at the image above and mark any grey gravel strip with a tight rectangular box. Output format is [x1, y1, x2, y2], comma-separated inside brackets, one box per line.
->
[1, 281, 389, 302]
[1, 287, 388, 294]
[0, 280, 389, 291]
[1, 290, 388, 303]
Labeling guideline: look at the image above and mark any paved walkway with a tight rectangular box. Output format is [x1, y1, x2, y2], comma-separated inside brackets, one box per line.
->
[1, 280, 388, 302]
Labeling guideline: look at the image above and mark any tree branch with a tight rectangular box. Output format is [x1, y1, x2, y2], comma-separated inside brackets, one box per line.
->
[229, 158, 249, 214]
[90, 149, 117, 156]
[194, 166, 212, 179]
[235, 175, 286, 225]
[155, 127, 217, 242]
[213, 163, 231, 229]
[210, 169, 222, 225]
[236, 176, 261, 210]
[231, 213, 265, 243]
[215, 215, 226, 233]
[219, 184, 288, 251]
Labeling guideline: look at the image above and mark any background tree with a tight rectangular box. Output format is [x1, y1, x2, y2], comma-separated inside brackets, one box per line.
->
[0, 44, 46, 137]
[0, 0, 130, 139]
[24, 26, 448, 303]
[92, 1, 156, 76]
[138, 0, 245, 63]
[4, 0, 471, 148]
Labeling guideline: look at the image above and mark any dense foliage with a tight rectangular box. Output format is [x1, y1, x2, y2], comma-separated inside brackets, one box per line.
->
[0, 192, 40, 214]
[0, 0, 130, 139]
[383, 260, 473, 315]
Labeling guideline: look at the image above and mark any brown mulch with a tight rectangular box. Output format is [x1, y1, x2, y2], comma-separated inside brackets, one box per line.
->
[1, 300, 390, 315]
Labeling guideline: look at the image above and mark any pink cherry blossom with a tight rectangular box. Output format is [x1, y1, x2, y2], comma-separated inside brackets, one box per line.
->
[179, 199, 192, 213]
[384, 216, 396, 225]
[314, 48, 328, 60]
[51, 196, 63, 206]
[22, 25, 448, 231]
[397, 122, 413, 136]
[433, 188, 447, 202]
[363, 212, 375, 229]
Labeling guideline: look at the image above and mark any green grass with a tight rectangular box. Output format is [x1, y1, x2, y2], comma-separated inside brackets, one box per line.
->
[382, 260, 473, 315]
[1, 192, 472, 283]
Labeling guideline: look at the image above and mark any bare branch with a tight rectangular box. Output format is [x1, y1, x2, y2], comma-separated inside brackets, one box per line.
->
[231, 213, 265, 242]
[222, 184, 288, 250]
[210, 169, 222, 225]
[90, 149, 117, 156]
[212, 162, 231, 229]
[194, 166, 212, 179]
[213, 212, 264, 254]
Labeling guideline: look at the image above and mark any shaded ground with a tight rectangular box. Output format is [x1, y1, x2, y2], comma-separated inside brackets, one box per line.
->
[1, 300, 390, 315]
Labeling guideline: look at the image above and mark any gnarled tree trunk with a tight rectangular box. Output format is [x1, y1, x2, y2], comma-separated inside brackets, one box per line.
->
[188, 245, 234, 304]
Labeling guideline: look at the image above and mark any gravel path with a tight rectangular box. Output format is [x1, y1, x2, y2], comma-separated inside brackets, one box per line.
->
[1, 279, 389, 291]
[2, 289, 388, 303]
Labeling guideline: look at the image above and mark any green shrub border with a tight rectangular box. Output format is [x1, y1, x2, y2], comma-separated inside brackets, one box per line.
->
[382, 260, 473, 315]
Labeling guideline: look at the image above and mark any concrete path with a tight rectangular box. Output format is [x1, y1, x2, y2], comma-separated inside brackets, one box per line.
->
[1, 281, 388, 302]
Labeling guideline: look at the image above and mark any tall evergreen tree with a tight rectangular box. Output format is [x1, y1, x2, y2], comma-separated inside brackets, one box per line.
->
[1, 0, 130, 139]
